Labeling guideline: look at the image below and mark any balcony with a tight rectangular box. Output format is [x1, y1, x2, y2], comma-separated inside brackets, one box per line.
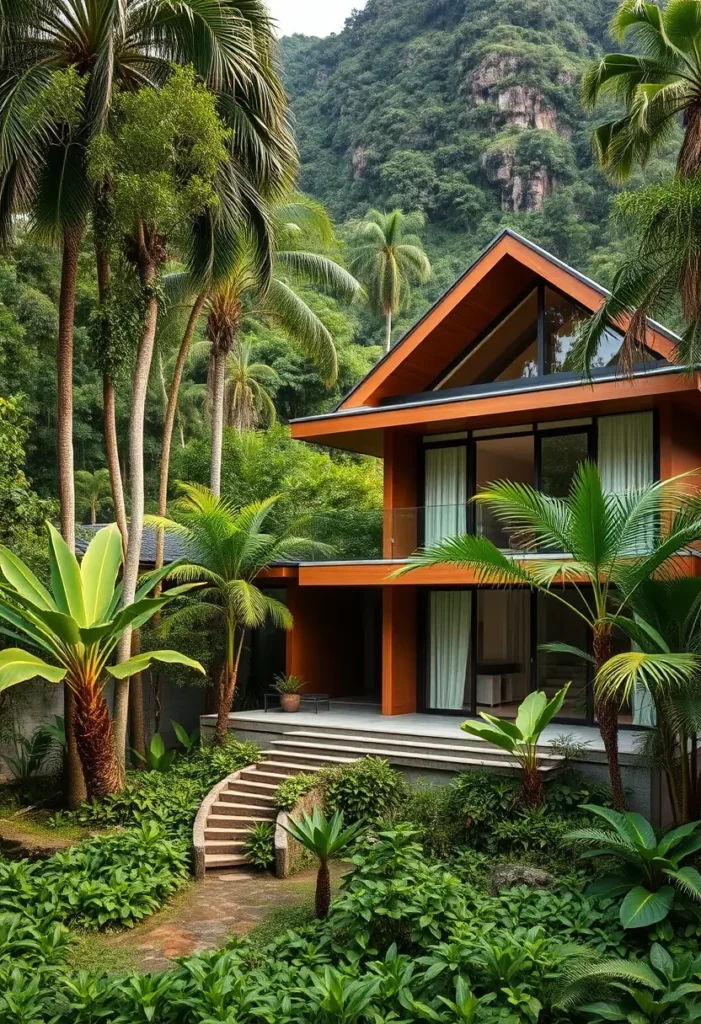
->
[300, 504, 523, 563]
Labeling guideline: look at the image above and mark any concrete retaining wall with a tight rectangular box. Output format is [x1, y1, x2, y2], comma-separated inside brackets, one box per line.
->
[274, 786, 325, 878]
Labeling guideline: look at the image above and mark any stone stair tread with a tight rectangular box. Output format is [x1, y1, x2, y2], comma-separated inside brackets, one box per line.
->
[205, 839, 247, 849]
[211, 802, 276, 815]
[219, 789, 276, 802]
[207, 813, 274, 825]
[203, 853, 251, 866]
[275, 737, 565, 763]
[227, 779, 279, 791]
[284, 731, 564, 759]
[253, 760, 319, 774]
[271, 741, 560, 772]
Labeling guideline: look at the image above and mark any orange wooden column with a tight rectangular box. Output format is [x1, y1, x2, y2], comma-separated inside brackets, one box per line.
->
[383, 429, 418, 559]
[382, 586, 417, 715]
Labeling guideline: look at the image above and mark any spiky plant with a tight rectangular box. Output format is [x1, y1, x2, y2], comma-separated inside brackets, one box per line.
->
[281, 808, 364, 918]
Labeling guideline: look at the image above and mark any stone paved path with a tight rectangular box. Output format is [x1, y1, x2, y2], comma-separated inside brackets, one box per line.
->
[107, 863, 346, 972]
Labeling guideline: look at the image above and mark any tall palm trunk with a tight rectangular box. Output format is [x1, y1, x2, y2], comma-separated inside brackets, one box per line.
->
[113, 253, 160, 776]
[58, 223, 87, 809]
[155, 291, 207, 570]
[384, 308, 392, 353]
[593, 623, 626, 810]
[71, 675, 123, 800]
[209, 346, 227, 498]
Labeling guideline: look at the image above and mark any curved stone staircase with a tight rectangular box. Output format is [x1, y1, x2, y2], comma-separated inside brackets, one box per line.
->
[193, 724, 564, 875]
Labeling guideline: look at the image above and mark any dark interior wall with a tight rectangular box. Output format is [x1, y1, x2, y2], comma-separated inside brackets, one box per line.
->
[287, 584, 379, 697]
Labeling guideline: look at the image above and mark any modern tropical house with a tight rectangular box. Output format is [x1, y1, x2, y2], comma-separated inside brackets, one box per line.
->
[246, 229, 694, 727]
[197, 228, 701, 857]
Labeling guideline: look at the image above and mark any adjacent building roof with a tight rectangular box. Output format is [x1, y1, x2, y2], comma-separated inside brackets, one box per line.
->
[75, 524, 184, 566]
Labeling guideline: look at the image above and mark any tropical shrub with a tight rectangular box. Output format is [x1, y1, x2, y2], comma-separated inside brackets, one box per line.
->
[275, 772, 318, 811]
[0, 824, 188, 930]
[392, 781, 466, 859]
[243, 822, 275, 870]
[51, 739, 259, 839]
[461, 687, 570, 808]
[569, 807, 701, 928]
[131, 733, 176, 772]
[321, 758, 406, 824]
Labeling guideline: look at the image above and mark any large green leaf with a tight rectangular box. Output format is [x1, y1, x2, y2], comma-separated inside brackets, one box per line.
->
[133, 559, 185, 603]
[32, 609, 81, 647]
[0, 649, 66, 691]
[515, 690, 547, 740]
[106, 650, 205, 680]
[0, 544, 55, 611]
[585, 874, 638, 898]
[460, 720, 517, 754]
[656, 821, 701, 856]
[534, 683, 570, 735]
[80, 524, 122, 626]
[620, 885, 675, 928]
[47, 523, 86, 625]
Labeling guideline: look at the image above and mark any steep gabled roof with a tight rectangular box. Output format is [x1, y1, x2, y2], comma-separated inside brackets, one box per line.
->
[333, 228, 678, 412]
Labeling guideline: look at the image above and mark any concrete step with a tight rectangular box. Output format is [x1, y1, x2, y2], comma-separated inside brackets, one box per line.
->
[219, 789, 276, 806]
[240, 769, 304, 786]
[226, 778, 279, 796]
[253, 760, 319, 776]
[275, 735, 565, 764]
[205, 839, 249, 854]
[283, 728, 561, 758]
[210, 802, 277, 819]
[203, 853, 251, 868]
[204, 826, 253, 840]
[265, 749, 358, 767]
[270, 740, 560, 774]
[207, 812, 275, 828]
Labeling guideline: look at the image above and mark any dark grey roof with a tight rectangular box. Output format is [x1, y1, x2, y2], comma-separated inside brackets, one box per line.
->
[75, 525, 184, 565]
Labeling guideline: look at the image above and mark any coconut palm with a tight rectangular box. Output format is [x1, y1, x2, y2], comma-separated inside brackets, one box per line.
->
[281, 808, 364, 919]
[349, 209, 431, 352]
[395, 461, 701, 810]
[571, 177, 701, 374]
[75, 468, 113, 525]
[0, 522, 202, 796]
[595, 577, 701, 823]
[582, 0, 701, 181]
[204, 195, 360, 495]
[222, 342, 278, 433]
[0, 0, 294, 804]
[147, 484, 328, 745]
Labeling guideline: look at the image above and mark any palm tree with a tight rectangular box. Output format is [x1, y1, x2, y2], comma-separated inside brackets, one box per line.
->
[395, 462, 701, 810]
[222, 342, 278, 433]
[349, 209, 431, 352]
[204, 195, 360, 495]
[147, 485, 327, 745]
[582, 0, 701, 181]
[0, 0, 294, 804]
[595, 578, 701, 823]
[0, 522, 202, 796]
[281, 808, 364, 919]
[74, 468, 113, 525]
[571, 176, 701, 374]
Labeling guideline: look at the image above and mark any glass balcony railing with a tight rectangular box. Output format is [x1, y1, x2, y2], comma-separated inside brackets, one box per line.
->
[294, 504, 530, 563]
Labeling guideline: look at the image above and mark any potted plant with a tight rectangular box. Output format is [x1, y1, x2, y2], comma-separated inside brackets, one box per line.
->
[274, 674, 306, 712]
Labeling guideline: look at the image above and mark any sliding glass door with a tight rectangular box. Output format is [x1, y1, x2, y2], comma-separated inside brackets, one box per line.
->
[427, 590, 471, 710]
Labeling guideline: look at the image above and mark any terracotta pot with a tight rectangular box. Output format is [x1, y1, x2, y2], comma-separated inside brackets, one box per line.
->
[280, 693, 301, 712]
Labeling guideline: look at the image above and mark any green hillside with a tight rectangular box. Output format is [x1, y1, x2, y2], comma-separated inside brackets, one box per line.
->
[281, 0, 679, 337]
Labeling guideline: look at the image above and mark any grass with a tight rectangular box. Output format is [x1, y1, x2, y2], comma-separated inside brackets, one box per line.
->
[247, 904, 315, 944]
[67, 932, 143, 975]
[0, 806, 91, 843]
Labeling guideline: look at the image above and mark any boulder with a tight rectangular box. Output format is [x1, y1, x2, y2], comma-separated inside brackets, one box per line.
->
[489, 863, 553, 895]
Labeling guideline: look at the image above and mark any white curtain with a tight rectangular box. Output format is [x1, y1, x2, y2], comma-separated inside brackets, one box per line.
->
[598, 412, 654, 493]
[424, 446, 467, 547]
[429, 591, 471, 709]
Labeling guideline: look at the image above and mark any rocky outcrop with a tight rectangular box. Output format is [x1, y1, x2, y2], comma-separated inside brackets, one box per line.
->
[351, 145, 370, 180]
[489, 863, 554, 895]
[481, 145, 554, 213]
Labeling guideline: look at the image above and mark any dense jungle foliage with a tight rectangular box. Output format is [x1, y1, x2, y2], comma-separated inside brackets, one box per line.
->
[281, 0, 683, 344]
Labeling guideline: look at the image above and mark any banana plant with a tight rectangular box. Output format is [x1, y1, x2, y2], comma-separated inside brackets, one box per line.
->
[0, 522, 203, 798]
[568, 806, 701, 929]
[461, 685, 570, 808]
[132, 734, 176, 773]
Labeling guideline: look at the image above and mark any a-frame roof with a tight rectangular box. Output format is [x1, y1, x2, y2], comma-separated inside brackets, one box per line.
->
[333, 228, 678, 412]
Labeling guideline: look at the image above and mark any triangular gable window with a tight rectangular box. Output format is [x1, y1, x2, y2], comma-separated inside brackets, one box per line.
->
[435, 282, 660, 393]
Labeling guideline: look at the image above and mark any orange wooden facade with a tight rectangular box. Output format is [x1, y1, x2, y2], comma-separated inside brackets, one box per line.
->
[276, 232, 701, 716]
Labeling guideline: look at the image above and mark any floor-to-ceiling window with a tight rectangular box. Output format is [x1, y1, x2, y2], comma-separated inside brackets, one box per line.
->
[475, 589, 531, 715]
[473, 433, 534, 547]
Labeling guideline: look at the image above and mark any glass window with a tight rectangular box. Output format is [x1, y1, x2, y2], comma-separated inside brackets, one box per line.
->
[438, 289, 538, 389]
[427, 590, 471, 710]
[536, 591, 590, 720]
[476, 590, 531, 718]
[474, 434, 534, 548]
[539, 430, 589, 498]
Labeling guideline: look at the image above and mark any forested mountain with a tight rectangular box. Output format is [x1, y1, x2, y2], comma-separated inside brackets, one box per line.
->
[281, 0, 679, 328]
